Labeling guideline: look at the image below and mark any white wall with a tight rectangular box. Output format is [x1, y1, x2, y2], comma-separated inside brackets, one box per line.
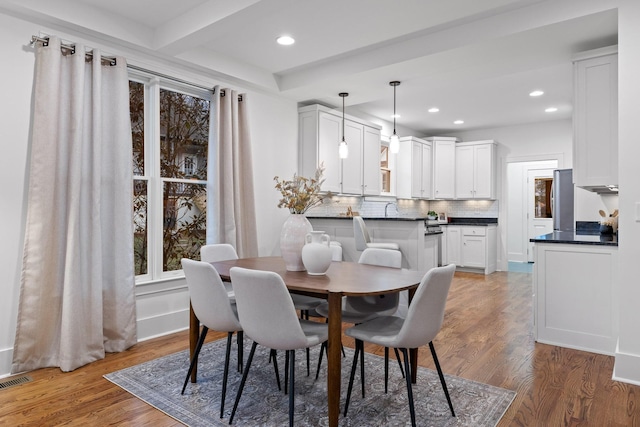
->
[0, 12, 298, 376]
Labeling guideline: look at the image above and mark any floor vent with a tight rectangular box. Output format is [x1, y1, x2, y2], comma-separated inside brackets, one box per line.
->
[0, 375, 33, 391]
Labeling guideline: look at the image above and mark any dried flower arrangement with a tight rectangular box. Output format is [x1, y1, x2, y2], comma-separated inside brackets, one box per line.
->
[274, 164, 330, 214]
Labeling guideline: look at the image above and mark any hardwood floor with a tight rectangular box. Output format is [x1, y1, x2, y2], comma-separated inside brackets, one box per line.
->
[2, 271, 639, 426]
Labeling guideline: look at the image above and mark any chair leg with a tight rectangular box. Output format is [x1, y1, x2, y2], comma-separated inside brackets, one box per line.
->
[384, 347, 389, 394]
[237, 331, 244, 373]
[315, 341, 326, 380]
[344, 339, 361, 417]
[220, 332, 233, 418]
[229, 341, 258, 425]
[271, 349, 281, 391]
[284, 350, 289, 395]
[429, 341, 455, 417]
[359, 339, 365, 398]
[182, 326, 208, 394]
[288, 349, 295, 427]
[393, 347, 406, 378]
[400, 348, 417, 427]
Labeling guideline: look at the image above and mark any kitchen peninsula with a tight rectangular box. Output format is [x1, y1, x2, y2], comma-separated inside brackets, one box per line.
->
[307, 216, 441, 271]
[530, 227, 619, 355]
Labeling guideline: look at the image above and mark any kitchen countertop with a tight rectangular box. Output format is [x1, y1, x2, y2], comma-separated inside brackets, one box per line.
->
[440, 217, 498, 226]
[529, 230, 618, 246]
[306, 215, 429, 221]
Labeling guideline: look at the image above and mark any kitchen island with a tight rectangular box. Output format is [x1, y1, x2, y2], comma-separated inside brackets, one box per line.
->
[306, 216, 440, 271]
[530, 230, 618, 355]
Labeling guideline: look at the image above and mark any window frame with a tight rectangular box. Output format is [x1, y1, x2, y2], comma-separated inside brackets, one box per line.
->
[129, 72, 211, 284]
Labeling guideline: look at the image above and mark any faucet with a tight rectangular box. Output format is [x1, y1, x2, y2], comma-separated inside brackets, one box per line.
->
[385, 202, 397, 217]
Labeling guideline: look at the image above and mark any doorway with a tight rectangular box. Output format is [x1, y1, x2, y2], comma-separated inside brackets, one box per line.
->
[506, 160, 558, 265]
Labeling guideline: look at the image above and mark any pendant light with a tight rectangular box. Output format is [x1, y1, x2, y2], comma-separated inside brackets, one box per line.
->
[338, 92, 349, 159]
[389, 81, 401, 154]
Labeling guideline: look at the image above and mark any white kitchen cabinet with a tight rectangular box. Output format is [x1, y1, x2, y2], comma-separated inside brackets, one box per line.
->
[572, 46, 618, 191]
[427, 137, 458, 199]
[443, 225, 496, 274]
[395, 136, 432, 199]
[298, 104, 382, 195]
[455, 141, 496, 199]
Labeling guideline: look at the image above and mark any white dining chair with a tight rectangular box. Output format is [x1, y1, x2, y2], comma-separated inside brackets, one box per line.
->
[353, 216, 400, 251]
[228, 267, 328, 427]
[343, 263, 457, 426]
[180, 258, 244, 419]
[314, 248, 405, 382]
[200, 243, 239, 300]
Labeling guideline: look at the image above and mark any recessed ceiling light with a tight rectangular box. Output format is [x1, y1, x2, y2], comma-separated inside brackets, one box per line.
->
[428, 107, 439, 113]
[545, 107, 558, 113]
[530, 90, 544, 97]
[454, 120, 464, 125]
[391, 114, 401, 119]
[276, 35, 295, 45]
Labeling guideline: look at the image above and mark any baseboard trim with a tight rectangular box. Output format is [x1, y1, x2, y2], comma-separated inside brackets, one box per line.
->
[613, 348, 640, 386]
[0, 347, 14, 378]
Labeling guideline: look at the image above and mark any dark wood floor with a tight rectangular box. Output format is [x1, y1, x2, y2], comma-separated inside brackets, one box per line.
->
[2, 271, 640, 426]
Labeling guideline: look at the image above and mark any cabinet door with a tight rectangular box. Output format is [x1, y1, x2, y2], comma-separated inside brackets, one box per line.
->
[421, 143, 433, 199]
[445, 226, 461, 266]
[318, 112, 342, 193]
[574, 53, 618, 187]
[411, 141, 423, 198]
[455, 145, 474, 199]
[433, 140, 455, 199]
[341, 120, 364, 194]
[473, 144, 495, 199]
[462, 235, 486, 268]
[362, 126, 381, 195]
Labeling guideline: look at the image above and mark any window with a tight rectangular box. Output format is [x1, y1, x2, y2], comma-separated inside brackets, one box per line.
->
[129, 77, 210, 280]
[534, 177, 553, 218]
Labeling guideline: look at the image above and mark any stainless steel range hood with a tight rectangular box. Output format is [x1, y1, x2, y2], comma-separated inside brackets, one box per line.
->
[577, 184, 619, 194]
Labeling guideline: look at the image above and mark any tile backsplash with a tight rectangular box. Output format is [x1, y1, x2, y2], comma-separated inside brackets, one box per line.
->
[307, 196, 499, 219]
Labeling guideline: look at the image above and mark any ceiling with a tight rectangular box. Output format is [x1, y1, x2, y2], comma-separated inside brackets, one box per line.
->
[2, 0, 618, 135]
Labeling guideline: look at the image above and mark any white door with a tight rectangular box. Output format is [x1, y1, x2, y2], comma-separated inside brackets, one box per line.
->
[527, 169, 554, 262]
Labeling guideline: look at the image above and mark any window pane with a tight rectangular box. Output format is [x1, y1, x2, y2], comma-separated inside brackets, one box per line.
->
[133, 179, 148, 275]
[160, 90, 209, 180]
[162, 181, 206, 272]
[130, 81, 145, 176]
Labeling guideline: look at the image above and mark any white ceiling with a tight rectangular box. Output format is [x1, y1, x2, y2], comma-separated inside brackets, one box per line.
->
[2, 0, 618, 135]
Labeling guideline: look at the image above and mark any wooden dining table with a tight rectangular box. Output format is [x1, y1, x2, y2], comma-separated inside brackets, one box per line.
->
[189, 256, 426, 427]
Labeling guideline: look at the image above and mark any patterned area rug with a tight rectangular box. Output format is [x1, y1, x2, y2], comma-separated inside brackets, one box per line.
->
[105, 338, 515, 426]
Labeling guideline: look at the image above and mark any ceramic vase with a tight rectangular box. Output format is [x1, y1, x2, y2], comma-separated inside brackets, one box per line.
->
[280, 214, 313, 271]
[301, 231, 332, 275]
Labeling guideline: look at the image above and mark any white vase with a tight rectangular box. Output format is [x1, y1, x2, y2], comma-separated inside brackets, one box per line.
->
[301, 231, 332, 275]
[280, 214, 313, 271]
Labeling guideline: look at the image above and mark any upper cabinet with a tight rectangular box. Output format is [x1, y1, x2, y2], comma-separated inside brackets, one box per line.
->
[426, 137, 458, 199]
[572, 46, 618, 191]
[298, 105, 381, 195]
[395, 136, 432, 199]
[455, 141, 496, 199]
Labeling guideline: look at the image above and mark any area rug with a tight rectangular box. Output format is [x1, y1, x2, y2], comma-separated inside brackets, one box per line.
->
[105, 338, 515, 426]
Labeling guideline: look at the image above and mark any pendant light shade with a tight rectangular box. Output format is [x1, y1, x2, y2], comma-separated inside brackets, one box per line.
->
[338, 92, 349, 159]
[389, 81, 401, 154]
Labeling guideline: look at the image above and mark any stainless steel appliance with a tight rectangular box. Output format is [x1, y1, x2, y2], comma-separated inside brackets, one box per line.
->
[424, 220, 442, 234]
[551, 169, 574, 231]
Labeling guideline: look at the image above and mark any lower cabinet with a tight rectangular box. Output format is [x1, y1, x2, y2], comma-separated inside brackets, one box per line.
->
[442, 225, 496, 274]
[532, 242, 618, 355]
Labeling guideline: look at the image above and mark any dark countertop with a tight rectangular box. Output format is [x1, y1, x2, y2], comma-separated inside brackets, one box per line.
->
[306, 216, 428, 221]
[441, 217, 498, 226]
[530, 230, 618, 246]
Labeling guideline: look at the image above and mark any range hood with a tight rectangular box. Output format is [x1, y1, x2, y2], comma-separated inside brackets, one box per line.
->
[577, 184, 619, 194]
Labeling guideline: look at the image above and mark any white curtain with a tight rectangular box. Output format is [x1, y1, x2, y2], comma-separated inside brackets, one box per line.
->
[12, 37, 137, 373]
[207, 86, 258, 257]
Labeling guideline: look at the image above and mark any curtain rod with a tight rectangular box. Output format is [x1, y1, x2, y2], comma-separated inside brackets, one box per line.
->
[30, 35, 117, 66]
[30, 34, 242, 101]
